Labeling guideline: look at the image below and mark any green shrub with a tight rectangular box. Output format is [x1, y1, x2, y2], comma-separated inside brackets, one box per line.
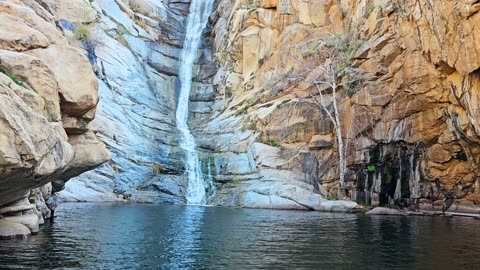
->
[75, 25, 91, 41]
[367, 165, 375, 172]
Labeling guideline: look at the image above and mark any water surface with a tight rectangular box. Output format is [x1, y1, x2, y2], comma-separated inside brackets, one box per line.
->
[0, 203, 479, 269]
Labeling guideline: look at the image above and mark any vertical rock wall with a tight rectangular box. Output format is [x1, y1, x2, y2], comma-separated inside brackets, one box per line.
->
[204, 0, 480, 213]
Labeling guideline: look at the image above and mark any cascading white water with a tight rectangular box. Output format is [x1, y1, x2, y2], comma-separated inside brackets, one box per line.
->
[176, 0, 214, 205]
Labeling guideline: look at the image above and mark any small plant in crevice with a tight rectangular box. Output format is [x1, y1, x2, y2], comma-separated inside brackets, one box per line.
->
[42, 97, 57, 122]
[367, 164, 375, 172]
[241, 122, 249, 132]
[261, 138, 281, 147]
[302, 49, 318, 58]
[151, 163, 164, 174]
[259, 102, 274, 109]
[79, 119, 89, 129]
[6, 73, 24, 87]
[276, 99, 291, 109]
[258, 51, 272, 66]
[242, 2, 261, 10]
[113, 164, 122, 174]
[117, 35, 129, 46]
[75, 25, 91, 41]
[237, 98, 257, 115]
[328, 193, 338, 201]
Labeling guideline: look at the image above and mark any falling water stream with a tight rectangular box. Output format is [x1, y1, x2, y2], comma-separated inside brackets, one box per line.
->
[176, 0, 215, 204]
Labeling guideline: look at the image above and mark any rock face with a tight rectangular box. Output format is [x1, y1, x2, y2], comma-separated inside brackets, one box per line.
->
[209, 0, 480, 212]
[0, 0, 109, 238]
[57, 0, 195, 204]
[27, 0, 480, 214]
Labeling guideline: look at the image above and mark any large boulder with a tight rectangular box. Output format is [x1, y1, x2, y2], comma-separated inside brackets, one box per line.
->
[0, 220, 31, 240]
[0, 13, 49, 51]
[27, 45, 99, 117]
[0, 49, 61, 121]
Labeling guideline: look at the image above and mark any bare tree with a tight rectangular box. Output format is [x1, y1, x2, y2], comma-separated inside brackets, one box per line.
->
[292, 33, 369, 196]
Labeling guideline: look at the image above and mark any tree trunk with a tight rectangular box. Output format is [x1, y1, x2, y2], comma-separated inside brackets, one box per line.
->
[332, 84, 346, 190]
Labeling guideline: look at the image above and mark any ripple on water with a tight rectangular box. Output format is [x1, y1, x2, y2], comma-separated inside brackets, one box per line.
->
[1, 203, 480, 270]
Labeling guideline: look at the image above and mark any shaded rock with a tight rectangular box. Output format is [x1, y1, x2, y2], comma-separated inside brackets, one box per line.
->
[53, 131, 110, 191]
[0, 196, 32, 215]
[309, 134, 334, 150]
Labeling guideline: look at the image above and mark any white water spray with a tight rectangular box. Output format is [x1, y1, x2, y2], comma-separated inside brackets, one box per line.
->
[176, 0, 214, 205]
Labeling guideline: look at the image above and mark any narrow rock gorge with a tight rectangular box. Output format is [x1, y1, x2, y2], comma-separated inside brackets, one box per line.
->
[2, 0, 480, 238]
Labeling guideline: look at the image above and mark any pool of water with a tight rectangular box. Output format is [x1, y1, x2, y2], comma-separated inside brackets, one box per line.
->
[0, 203, 479, 269]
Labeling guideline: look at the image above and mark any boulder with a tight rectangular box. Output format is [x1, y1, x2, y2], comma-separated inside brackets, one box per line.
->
[0, 220, 31, 239]
[309, 134, 334, 150]
[366, 207, 404, 216]
[0, 49, 61, 121]
[3, 214, 40, 233]
[316, 200, 358, 212]
[27, 45, 99, 116]
[0, 13, 49, 51]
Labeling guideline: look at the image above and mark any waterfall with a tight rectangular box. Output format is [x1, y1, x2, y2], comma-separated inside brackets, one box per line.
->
[176, 0, 214, 205]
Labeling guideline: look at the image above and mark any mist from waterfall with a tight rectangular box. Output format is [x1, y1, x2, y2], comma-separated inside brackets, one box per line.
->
[176, 0, 215, 205]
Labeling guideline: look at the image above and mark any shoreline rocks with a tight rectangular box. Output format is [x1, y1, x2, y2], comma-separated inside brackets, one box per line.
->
[0, 220, 31, 240]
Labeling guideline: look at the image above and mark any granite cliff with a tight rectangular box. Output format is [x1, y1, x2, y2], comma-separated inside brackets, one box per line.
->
[0, 0, 110, 238]
[2, 0, 480, 238]
[205, 0, 480, 213]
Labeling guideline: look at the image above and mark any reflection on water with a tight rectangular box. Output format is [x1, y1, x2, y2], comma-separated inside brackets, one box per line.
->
[1, 203, 479, 269]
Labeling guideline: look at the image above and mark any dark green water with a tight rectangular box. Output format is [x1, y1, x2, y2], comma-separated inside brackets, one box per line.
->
[0, 203, 479, 270]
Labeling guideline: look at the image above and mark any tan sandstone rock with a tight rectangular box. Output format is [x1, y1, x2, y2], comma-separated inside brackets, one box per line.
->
[27, 45, 99, 117]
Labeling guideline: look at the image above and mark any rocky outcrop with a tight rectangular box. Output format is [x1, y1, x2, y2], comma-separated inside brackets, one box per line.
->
[0, 0, 109, 238]
[204, 0, 480, 212]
